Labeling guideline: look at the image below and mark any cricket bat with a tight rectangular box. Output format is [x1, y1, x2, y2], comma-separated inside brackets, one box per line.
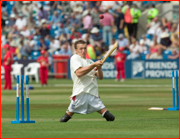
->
[101, 42, 118, 63]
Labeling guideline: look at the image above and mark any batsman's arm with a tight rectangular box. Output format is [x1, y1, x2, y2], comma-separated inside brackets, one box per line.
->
[75, 64, 95, 77]
[95, 68, 103, 80]
[75, 61, 102, 77]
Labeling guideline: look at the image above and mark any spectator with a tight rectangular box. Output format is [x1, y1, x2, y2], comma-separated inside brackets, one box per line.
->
[140, 34, 151, 47]
[168, 49, 179, 59]
[14, 1, 24, 14]
[70, 1, 83, 11]
[73, 2, 83, 13]
[49, 36, 61, 54]
[83, 2, 94, 10]
[146, 17, 160, 38]
[39, 37, 49, 51]
[118, 34, 129, 50]
[1, 3, 8, 27]
[43, 1, 51, 12]
[8, 25, 19, 38]
[147, 4, 158, 23]
[27, 16, 36, 30]
[21, 1, 33, 17]
[170, 24, 179, 42]
[48, 1, 58, 12]
[162, 18, 173, 31]
[39, 22, 50, 38]
[20, 26, 30, 38]
[91, 27, 103, 48]
[168, 34, 179, 51]
[160, 32, 171, 47]
[31, 2, 39, 17]
[138, 40, 147, 54]
[16, 34, 29, 49]
[70, 13, 79, 28]
[33, 26, 41, 36]
[155, 24, 169, 44]
[59, 33, 70, 44]
[127, 38, 140, 59]
[149, 36, 165, 53]
[7, 14, 16, 28]
[8, 36, 17, 48]
[130, 4, 141, 38]
[50, 11, 62, 25]
[70, 28, 81, 40]
[19, 40, 31, 59]
[100, 8, 114, 45]
[15, 13, 27, 30]
[65, 18, 73, 30]
[57, 23, 70, 37]
[1, 34, 7, 48]
[82, 33, 94, 46]
[91, 7, 100, 28]
[148, 48, 163, 59]
[100, 1, 116, 11]
[28, 35, 36, 51]
[122, 2, 132, 37]
[59, 41, 72, 56]
[38, 4, 48, 20]
[82, 10, 93, 33]
[58, 1, 70, 14]
[116, 7, 124, 34]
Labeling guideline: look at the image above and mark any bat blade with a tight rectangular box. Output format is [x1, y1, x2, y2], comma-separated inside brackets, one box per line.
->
[101, 42, 118, 63]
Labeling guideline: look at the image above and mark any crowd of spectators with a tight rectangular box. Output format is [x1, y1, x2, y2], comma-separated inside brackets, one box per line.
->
[1, 1, 179, 65]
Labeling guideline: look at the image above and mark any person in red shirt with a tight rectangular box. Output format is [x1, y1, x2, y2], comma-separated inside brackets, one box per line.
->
[114, 47, 126, 82]
[37, 50, 49, 86]
[2, 44, 13, 90]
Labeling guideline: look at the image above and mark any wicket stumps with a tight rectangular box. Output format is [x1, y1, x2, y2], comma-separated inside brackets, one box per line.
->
[11, 75, 35, 124]
[168, 70, 179, 111]
[148, 70, 179, 111]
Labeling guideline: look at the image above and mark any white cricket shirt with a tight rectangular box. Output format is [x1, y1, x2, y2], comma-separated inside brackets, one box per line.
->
[70, 54, 99, 98]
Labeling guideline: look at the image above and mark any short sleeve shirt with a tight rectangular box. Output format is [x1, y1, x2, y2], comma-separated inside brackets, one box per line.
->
[70, 54, 98, 98]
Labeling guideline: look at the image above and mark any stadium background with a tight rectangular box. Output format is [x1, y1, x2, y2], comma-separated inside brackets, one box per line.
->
[1, 1, 179, 80]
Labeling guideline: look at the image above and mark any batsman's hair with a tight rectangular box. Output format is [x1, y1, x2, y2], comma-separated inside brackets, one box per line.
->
[74, 39, 87, 49]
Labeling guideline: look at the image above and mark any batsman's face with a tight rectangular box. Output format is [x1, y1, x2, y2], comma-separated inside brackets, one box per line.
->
[75, 44, 87, 58]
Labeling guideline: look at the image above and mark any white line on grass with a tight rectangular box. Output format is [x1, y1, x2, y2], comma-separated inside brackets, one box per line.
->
[1, 84, 171, 88]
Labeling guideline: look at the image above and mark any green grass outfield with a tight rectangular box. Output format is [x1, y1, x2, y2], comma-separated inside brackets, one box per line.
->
[1, 79, 179, 138]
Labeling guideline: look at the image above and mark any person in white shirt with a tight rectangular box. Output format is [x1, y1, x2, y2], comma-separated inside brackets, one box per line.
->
[60, 39, 115, 122]
[138, 40, 147, 54]
[20, 26, 30, 38]
[146, 17, 160, 35]
[127, 38, 140, 59]
[140, 34, 151, 47]
[155, 25, 169, 44]
[15, 13, 27, 31]
[48, 36, 60, 54]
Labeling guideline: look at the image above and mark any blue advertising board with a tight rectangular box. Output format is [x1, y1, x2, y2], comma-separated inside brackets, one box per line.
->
[127, 59, 179, 78]
[67, 59, 179, 79]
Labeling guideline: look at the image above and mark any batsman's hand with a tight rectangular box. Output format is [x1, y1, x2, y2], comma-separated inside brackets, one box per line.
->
[93, 60, 103, 70]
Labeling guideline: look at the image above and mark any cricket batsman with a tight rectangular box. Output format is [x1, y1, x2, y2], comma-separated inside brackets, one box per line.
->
[60, 39, 115, 122]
